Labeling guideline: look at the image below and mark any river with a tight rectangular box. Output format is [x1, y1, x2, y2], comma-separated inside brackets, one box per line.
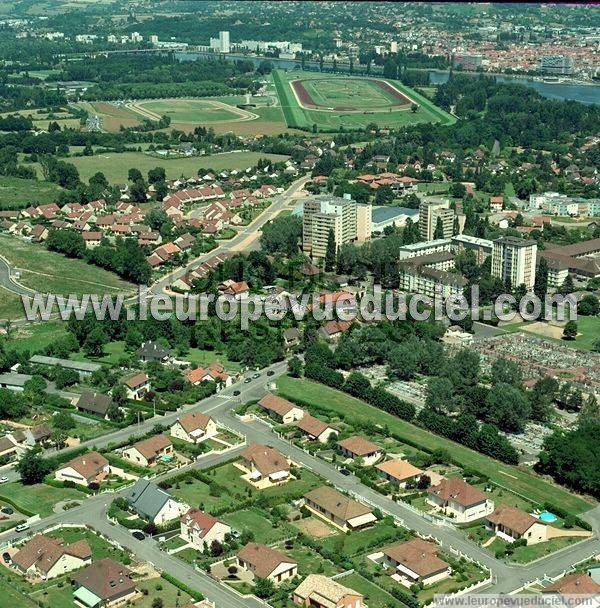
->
[175, 51, 600, 105]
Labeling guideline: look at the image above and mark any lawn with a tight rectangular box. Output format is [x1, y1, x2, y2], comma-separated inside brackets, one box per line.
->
[136, 577, 196, 608]
[284, 543, 340, 576]
[27, 151, 288, 183]
[0, 286, 25, 320]
[336, 573, 398, 608]
[320, 521, 408, 557]
[488, 536, 583, 564]
[223, 508, 295, 544]
[0, 482, 83, 517]
[70, 340, 127, 365]
[276, 376, 594, 515]
[185, 347, 242, 371]
[0, 176, 63, 210]
[0, 234, 135, 297]
[50, 527, 130, 562]
[134, 98, 245, 123]
[8, 321, 68, 353]
[274, 69, 455, 132]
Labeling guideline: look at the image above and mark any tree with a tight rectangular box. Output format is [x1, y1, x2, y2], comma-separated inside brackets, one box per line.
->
[83, 326, 109, 357]
[411, 103, 418, 113]
[147, 167, 166, 184]
[254, 577, 275, 599]
[54, 367, 79, 389]
[578, 395, 600, 429]
[288, 356, 303, 378]
[534, 257, 548, 300]
[17, 448, 52, 484]
[324, 228, 337, 272]
[53, 411, 76, 430]
[151, 598, 163, 608]
[129, 179, 147, 204]
[210, 539, 223, 557]
[433, 216, 444, 240]
[425, 377, 455, 413]
[128, 168, 143, 183]
[490, 358, 522, 386]
[486, 383, 531, 433]
[578, 294, 599, 316]
[562, 320, 577, 341]
[559, 274, 575, 295]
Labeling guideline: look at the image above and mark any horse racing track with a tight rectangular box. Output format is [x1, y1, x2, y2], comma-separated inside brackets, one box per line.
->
[291, 77, 413, 111]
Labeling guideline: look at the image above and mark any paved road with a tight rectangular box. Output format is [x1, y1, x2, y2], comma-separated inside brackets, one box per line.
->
[1, 361, 597, 598]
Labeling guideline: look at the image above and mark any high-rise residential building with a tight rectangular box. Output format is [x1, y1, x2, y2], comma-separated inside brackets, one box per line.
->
[390, 41, 398, 53]
[219, 31, 230, 53]
[149, 35, 159, 45]
[539, 55, 574, 76]
[302, 195, 371, 259]
[419, 199, 455, 241]
[491, 236, 537, 290]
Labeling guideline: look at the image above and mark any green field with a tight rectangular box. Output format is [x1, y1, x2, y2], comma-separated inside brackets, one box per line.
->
[0, 176, 64, 210]
[134, 98, 245, 123]
[276, 376, 594, 514]
[273, 70, 455, 132]
[27, 150, 288, 183]
[0, 482, 83, 517]
[0, 234, 135, 299]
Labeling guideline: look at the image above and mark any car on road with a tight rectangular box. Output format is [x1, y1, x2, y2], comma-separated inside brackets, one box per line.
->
[0, 476, 8, 484]
[15, 523, 29, 533]
[1, 506, 14, 515]
[243, 378, 252, 383]
[233, 390, 240, 396]
[267, 370, 274, 376]
[2, 552, 10, 564]
[340, 468, 351, 476]
[131, 531, 146, 541]
[252, 373, 260, 379]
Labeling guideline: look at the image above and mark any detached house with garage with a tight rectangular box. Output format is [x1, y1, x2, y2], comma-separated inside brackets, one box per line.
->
[382, 538, 451, 587]
[170, 412, 218, 444]
[239, 443, 290, 485]
[76, 391, 113, 420]
[55, 451, 109, 487]
[303, 486, 377, 532]
[180, 508, 231, 551]
[293, 574, 364, 608]
[124, 478, 186, 525]
[427, 477, 494, 523]
[72, 558, 136, 608]
[337, 436, 383, 466]
[124, 372, 150, 400]
[376, 459, 423, 488]
[122, 434, 173, 467]
[236, 542, 298, 585]
[12, 534, 92, 580]
[259, 393, 305, 424]
[297, 414, 339, 444]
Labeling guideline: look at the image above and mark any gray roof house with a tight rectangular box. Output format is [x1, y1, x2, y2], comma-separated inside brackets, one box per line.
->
[76, 391, 113, 418]
[123, 479, 185, 525]
[136, 341, 170, 363]
[29, 355, 101, 378]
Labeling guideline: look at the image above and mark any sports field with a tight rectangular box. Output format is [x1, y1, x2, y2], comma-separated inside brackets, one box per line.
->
[274, 70, 455, 132]
[130, 98, 257, 125]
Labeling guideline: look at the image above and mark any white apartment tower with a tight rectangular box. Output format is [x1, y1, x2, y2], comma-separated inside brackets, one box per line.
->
[219, 31, 230, 53]
[419, 199, 455, 241]
[491, 236, 537, 290]
[302, 195, 371, 259]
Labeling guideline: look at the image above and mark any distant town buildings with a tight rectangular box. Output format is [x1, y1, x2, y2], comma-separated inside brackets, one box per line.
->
[539, 54, 574, 76]
[210, 31, 230, 53]
[491, 236, 537, 290]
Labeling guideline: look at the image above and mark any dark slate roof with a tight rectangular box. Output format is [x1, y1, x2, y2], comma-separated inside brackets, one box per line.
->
[124, 479, 172, 520]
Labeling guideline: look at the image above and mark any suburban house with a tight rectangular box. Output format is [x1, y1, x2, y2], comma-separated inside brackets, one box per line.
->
[185, 363, 232, 389]
[0, 434, 21, 460]
[24, 423, 52, 446]
[303, 486, 377, 532]
[122, 434, 173, 467]
[283, 328, 301, 350]
[296, 414, 339, 444]
[76, 391, 113, 419]
[218, 279, 250, 299]
[136, 341, 170, 363]
[376, 459, 423, 488]
[55, 451, 110, 486]
[239, 443, 290, 484]
[382, 538, 451, 587]
[543, 572, 600, 599]
[12, 534, 92, 580]
[124, 478, 186, 524]
[337, 436, 383, 466]
[293, 574, 364, 608]
[180, 508, 231, 551]
[236, 542, 298, 585]
[427, 478, 494, 523]
[259, 393, 305, 424]
[170, 412, 218, 444]
[72, 558, 136, 608]
[124, 372, 150, 400]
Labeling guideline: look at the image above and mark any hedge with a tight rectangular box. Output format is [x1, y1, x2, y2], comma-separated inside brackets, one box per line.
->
[160, 572, 204, 601]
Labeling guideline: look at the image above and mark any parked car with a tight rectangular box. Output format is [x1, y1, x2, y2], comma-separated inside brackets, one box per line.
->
[267, 370, 275, 376]
[2, 552, 10, 564]
[243, 378, 251, 384]
[131, 531, 145, 541]
[1, 506, 14, 515]
[15, 523, 29, 533]
[0, 477, 8, 484]
[252, 373, 260, 379]
[233, 390, 240, 396]
[340, 468, 351, 476]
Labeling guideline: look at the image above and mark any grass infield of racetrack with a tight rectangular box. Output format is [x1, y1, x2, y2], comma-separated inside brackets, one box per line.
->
[132, 98, 251, 124]
[273, 69, 455, 132]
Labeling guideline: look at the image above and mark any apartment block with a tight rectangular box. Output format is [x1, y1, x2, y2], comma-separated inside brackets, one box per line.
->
[491, 236, 537, 290]
[419, 199, 455, 241]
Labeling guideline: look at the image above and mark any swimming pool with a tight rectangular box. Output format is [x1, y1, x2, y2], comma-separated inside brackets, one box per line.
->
[538, 511, 557, 523]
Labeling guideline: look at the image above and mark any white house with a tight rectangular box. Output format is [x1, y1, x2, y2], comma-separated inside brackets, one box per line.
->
[124, 372, 150, 400]
[124, 479, 187, 525]
[259, 393, 305, 425]
[237, 542, 298, 585]
[54, 451, 109, 486]
[170, 412, 218, 444]
[180, 508, 231, 551]
[427, 478, 494, 523]
[296, 414, 338, 444]
[122, 434, 173, 467]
